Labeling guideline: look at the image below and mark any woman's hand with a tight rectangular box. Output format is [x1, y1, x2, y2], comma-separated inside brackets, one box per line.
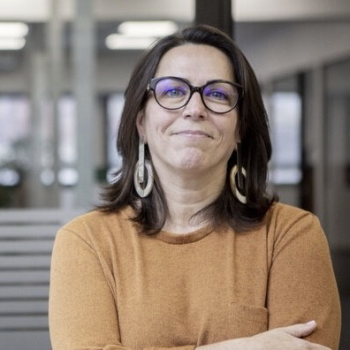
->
[249, 321, 330, 349]
[197, 321, 331, 350]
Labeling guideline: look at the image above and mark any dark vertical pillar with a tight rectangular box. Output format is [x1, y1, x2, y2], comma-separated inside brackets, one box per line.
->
[195, 0, 233, 38]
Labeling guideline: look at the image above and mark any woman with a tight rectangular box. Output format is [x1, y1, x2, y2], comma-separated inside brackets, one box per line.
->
[49, 25, 341, 350]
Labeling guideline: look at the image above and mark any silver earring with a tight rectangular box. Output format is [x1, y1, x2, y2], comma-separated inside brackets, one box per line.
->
[230, 165, 247, 204]
[134, 137, 154, 198]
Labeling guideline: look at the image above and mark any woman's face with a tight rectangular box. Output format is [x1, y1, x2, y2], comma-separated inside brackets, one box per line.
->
[137, 44, 239, 180]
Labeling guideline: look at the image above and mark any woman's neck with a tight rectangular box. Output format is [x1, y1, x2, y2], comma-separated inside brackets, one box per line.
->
[160, 170, 226, 234]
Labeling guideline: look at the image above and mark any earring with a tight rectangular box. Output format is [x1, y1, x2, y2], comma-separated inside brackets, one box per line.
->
[230, 142, 247, 204]
[134, 137, 154, 198]
[230, 165, 247, 204]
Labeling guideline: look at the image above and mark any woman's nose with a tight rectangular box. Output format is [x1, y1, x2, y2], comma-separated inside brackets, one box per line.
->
[182, 91, 207, 118]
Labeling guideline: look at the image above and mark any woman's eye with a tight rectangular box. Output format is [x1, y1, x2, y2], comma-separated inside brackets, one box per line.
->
[162, 86, 186, 98]
[208, 90, 228, 100]
[164, 88, 185, 97]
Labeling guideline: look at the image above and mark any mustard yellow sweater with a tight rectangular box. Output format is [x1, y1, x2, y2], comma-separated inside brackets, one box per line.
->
[49, 203, 341, 350]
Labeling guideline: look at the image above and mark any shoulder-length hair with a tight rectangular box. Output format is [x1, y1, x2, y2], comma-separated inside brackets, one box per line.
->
[99, 24, 277, 234]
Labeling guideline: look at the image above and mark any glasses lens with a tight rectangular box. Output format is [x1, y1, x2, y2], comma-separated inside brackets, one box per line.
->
[203, 82, 239, 113]
[154, 78, 190, 109]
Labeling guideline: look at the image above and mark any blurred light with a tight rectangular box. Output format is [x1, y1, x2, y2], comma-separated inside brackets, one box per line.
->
[271, 168, 302, 184]
[118, 21, 178, 37]
[0, 22, 28, 50]
[106, 34, 156, 50]
[106, 21, 178, 50]
[0, 38, 26, 50]
[40, 169, 55, 186]
[0, 22, 29, 38]
[0, 168, 20, 186]
[58, 168, 78, 187]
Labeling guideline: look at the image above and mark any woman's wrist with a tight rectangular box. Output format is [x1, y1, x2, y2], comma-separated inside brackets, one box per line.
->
[196, 337, 254, 350]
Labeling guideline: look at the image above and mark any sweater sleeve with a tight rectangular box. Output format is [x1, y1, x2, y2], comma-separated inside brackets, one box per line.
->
[49, 227, 196, 350]
[266, 211, 341, 350]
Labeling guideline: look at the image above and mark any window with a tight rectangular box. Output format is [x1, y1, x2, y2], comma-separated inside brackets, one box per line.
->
[270, 91, 302, 184]
[106, 93, 124, 182]
[269, 76, 302, 185]
[0, 94, 30, 187]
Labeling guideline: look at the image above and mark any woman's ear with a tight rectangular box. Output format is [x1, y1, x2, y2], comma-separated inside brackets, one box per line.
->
[136, 110, 146, 140]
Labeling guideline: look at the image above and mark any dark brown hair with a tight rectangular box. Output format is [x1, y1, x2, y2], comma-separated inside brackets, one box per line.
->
[99, 24, 277, 233]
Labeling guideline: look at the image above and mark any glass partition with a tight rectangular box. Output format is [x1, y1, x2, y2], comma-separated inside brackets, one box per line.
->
[268, 75, 303, 207]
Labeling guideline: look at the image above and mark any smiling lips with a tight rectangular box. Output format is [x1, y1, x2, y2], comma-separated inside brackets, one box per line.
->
[174, 130, 212, 138]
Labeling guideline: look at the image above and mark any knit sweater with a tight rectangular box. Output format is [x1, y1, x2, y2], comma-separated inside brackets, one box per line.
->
[49, 202, 341, 350]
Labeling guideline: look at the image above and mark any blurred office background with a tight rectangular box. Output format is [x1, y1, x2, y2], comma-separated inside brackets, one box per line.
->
[0, 0, 349, 349]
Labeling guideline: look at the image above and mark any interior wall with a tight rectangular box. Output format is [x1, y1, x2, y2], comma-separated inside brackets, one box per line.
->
[0, 51, 142, 94]
[236, 21, 350, 83]
[236, 21, 350, 249]
[325, 95, 350, 249]
[2, 21, 350, 93]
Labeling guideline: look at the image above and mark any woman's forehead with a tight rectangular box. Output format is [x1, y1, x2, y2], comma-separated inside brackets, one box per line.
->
[155, 44, 235, 83]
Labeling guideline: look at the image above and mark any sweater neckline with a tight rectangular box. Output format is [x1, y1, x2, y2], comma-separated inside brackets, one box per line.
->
[155, 224, 214, 244]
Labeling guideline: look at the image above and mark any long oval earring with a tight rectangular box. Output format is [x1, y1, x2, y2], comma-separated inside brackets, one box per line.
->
[230, 143, 247, 204]
[134, 137, 154, 198]
[230, 165, 247, 204]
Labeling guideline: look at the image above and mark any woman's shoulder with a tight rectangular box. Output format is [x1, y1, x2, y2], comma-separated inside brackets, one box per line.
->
[63, 206, 131, 226]
[57, 206, 136, 242]
[265, 202, 324, 239]
[268, 202, 316, 221]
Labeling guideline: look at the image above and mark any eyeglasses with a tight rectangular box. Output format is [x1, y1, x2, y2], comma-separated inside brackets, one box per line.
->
[147, 76, 244, 114]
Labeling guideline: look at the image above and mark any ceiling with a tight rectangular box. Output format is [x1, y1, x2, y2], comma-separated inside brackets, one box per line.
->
[0, 0, 350, 23]
[1, 0, 350, 86]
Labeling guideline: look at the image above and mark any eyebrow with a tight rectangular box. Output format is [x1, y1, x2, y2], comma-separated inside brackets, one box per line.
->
[161, 76, 236, 86]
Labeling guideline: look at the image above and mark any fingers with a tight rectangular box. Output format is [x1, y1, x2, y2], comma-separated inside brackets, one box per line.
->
[248, 321, 330, 350]
[282, 320, 317, 338]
